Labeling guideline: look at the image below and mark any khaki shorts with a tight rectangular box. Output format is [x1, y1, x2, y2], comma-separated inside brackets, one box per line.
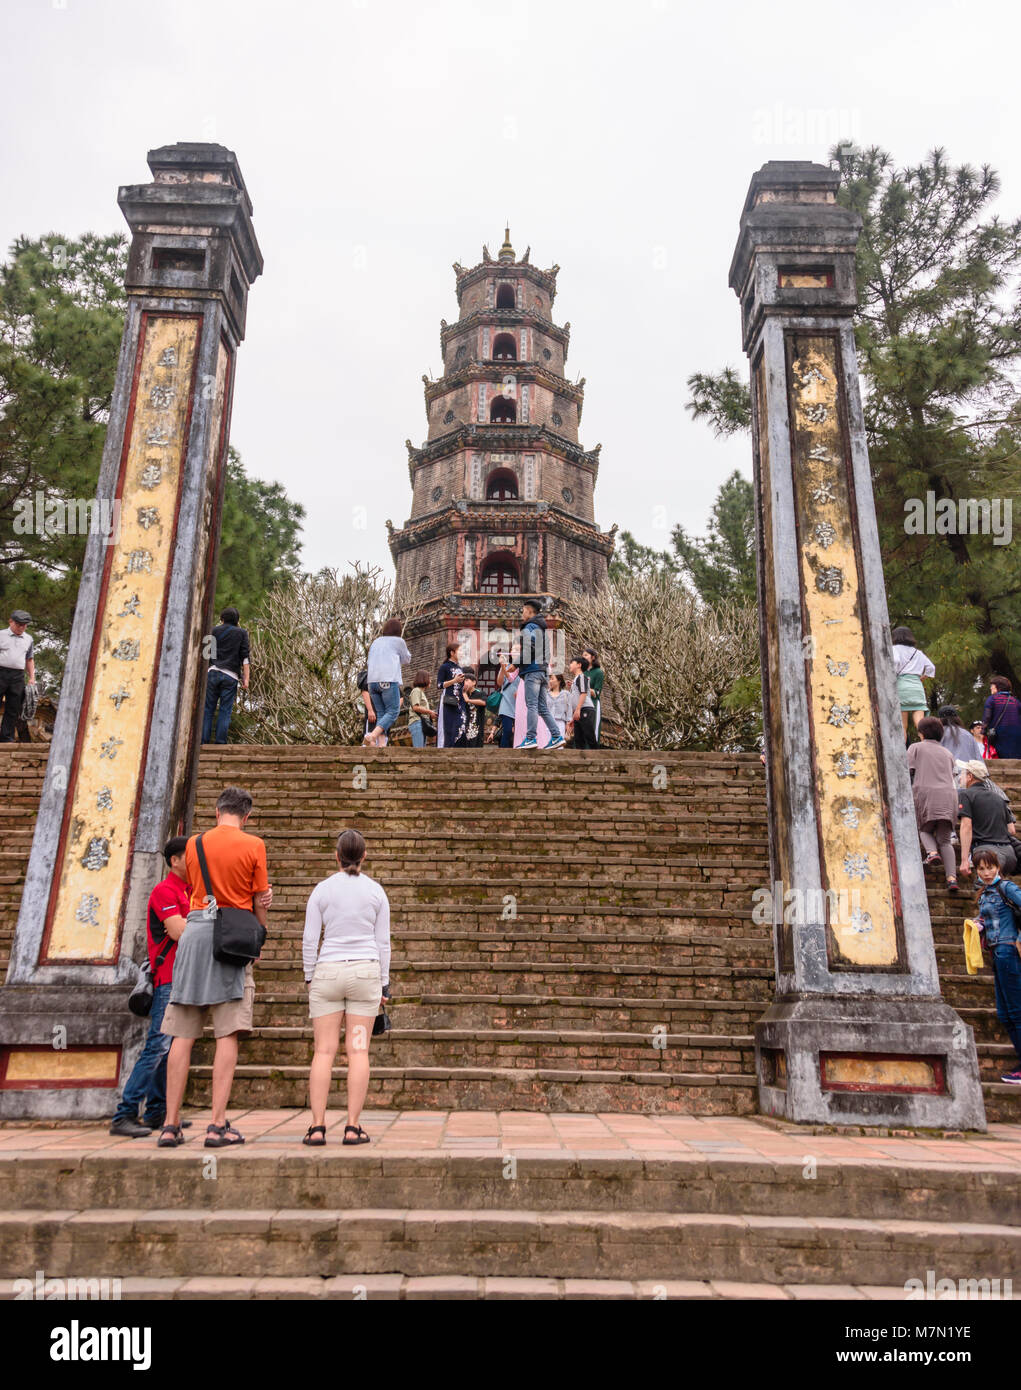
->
[308, 959, 382, 1019]
[161, 965, 256, 1040]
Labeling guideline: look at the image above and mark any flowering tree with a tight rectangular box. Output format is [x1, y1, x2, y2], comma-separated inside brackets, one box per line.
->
[230, 564, 424, 745]
[565, 571, 761, 750]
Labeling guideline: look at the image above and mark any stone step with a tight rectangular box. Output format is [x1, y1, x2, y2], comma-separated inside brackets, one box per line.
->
[0, 1274, 927, 1300]
[255, 992, 770, 1032]
[5, 1150, 1019, 1224]
[193, 1027, 1017, 1082]
[2, 1207, 1016, 1284]
[194, 1028, 756, 1073]
[251, 881, 773, 907]
[253, 959, 777, 1000]
[249, 990, 1014, 1041]
[260, 935, 775, 969]
[188, 1064, 760, 1114]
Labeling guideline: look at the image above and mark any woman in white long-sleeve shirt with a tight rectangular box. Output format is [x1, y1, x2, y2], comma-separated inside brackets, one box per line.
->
[301, 829, 391, 1145]
[364, 617, 412, 747]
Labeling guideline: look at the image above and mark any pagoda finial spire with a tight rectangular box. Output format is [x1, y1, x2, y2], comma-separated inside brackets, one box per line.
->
[498, 225, 515, 263]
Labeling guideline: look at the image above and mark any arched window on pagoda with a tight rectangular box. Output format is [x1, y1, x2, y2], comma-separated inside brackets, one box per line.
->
[492, 332, 517, 361]
[496, 283, 516, 310]
[486, 468, 518, 501]
[490, 394, 517, 424]
[479, 555, 521, 595]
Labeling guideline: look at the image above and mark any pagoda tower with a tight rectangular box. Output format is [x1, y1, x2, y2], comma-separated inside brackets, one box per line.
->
[388, 229, 615, 688]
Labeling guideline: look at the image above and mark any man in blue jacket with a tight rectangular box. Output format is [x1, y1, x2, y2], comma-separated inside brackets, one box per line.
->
[516, 599, 566, 752]
[975, 847, 1021, 1085]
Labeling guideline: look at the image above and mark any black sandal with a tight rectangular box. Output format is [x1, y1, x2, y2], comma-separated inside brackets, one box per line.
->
[342, 1124, 370, 1145]
[303, 1125, 327, 1146]
[204, 1121, 245, 1149]
[157, 1124, 184, 1148]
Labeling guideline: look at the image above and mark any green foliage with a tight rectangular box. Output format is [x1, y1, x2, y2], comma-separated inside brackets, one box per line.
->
[607, 529, 676, 582]
[685, 144, 1021, 711]
[0, 233, 304, 689]
[671, 470, 756, 607]
[0, 233, 127, 684]
[685, 367, 752, 437]
[215, 447, 305, 622]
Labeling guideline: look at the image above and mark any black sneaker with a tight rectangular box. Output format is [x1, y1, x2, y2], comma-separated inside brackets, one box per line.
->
[109, 1118, 152, 1138]
[144, 1116, 192, 1130]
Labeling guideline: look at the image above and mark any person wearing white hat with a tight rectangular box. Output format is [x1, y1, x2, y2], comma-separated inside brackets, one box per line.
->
[0, 610, 35, 743]
[957, 760, 1018, 878]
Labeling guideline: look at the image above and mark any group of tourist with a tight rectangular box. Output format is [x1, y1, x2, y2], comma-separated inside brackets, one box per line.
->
[360, 600, 605, 750]
[894, 627, 1021, 760]
[891, 629, 1021, 1087]
[110, 785, 392, 1148]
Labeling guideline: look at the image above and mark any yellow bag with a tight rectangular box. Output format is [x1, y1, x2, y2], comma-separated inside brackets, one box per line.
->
[962, 918, 984, 975]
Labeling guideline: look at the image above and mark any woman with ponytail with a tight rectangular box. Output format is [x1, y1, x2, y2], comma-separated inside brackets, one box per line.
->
[301, 829, 391, 1146]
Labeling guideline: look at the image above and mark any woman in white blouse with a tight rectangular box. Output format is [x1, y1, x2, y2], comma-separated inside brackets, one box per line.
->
[301, 829, 390, 1146]
[891, 626, 935, 740]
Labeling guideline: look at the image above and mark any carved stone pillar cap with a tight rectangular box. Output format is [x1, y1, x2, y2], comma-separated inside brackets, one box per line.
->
[743, 160, 839, 213]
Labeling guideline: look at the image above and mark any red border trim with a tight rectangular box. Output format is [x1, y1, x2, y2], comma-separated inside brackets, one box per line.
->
[0, 1045, 122, 1090]
[38, 311, 202, 966]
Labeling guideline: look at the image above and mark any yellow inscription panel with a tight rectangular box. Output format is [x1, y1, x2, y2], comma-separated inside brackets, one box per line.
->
[787, 334, 901, 969]
[44, 315, 200, 962]
[822, 1055, 936, 1091]
[3, 1048, 120, 1084]
[779, 271, 832, 289]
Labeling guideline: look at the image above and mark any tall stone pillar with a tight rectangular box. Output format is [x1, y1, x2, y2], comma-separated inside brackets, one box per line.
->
[730, 161, 985, 1129]
[0, 144, 262, 1118]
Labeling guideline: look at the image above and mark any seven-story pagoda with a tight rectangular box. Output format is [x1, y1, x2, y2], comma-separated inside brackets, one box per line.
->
[388, 230, 614, 687]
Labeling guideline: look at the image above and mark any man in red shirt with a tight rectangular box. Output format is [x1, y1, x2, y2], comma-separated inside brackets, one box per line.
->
[109, 838, 192, 1137]
[159, 786, 272, 1148]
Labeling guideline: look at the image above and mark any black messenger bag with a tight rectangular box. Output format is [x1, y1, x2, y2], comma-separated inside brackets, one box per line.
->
[195, 833, 266, 967]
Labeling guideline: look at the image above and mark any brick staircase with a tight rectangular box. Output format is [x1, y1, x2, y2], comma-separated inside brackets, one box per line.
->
[3, 745, 1021, 1298]
[2, 746, 1020, 1122]
[1, 1121, 1019, 1299]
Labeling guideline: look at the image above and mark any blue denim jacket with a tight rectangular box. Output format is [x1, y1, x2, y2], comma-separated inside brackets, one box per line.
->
[977, 876, 1021, 948]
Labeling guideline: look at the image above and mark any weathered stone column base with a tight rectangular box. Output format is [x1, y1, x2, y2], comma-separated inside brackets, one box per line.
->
[0, 986, 144, 1121]
[755, 996, 987, 1132]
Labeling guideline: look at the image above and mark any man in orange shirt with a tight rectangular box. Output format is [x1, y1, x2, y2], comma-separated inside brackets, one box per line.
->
[158, 786, 272, 1148]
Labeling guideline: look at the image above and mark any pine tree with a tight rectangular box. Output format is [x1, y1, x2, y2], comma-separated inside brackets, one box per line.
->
[671, 470, 756, 607]
[0, 233, 305, 687]
[685, 145, 1021, 702]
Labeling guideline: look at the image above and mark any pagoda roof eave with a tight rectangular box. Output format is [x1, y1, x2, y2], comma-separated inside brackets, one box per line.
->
[406, 423, 601, 470]
[440, 307, 570, 347]
[423, 361, 585, 404]
[453, 259, 559, 303]
[388, 501, 615, 556]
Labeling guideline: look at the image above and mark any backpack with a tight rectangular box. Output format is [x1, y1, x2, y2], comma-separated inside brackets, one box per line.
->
[486, 690, 502, 713]
[995, 881, 1021, 933]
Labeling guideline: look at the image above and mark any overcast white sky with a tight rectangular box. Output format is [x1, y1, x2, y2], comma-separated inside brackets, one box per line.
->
[4, 0, 1020, 578]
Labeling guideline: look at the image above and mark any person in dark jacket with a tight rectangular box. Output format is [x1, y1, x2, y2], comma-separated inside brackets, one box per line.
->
[516, 599, 565, 751]
[982, 676, 1021, 760]
[436, 643, 466, 749]
[202, 607, 250, 744]
[974, 848, 1021, 1085]
[958, 760, 1018, 877]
